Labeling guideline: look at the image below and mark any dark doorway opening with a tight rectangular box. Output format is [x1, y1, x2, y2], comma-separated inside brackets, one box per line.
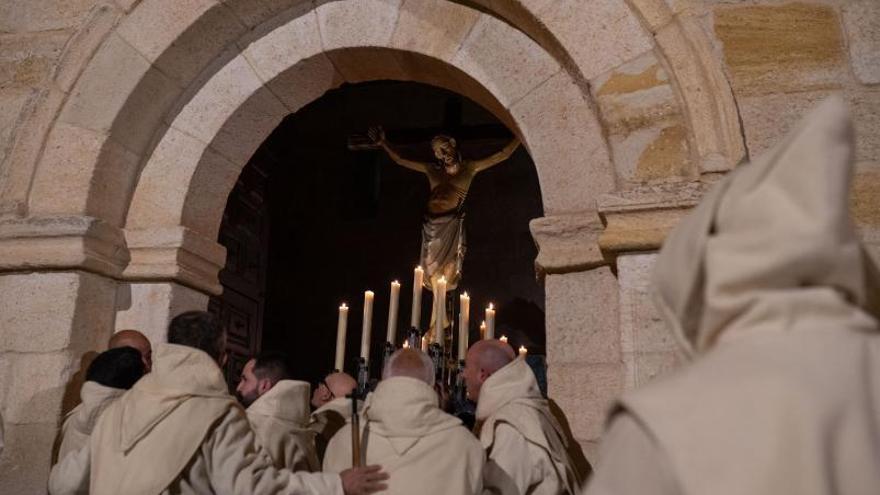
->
[212, 81, 545, 390]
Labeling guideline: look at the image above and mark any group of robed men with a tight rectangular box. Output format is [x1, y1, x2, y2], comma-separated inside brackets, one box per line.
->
[48, 311, 589, 495]
[45, 96, 880, 495]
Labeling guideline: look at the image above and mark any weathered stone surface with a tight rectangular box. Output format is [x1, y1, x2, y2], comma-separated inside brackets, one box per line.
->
[316, 0, 401, 50]
[117, 0, 246, 85]
[529, 212, 606, 276]
[391, 0, 480, 62]
[0, 422, 57, 494]
[58, 31, 181, 155]
[548, 362, 625, 442]
[242, 10, 342, 112]
[171, 54, 287, 165]
[545, 268, 620, 364]
[115, 281, 210, 344]
[510, 72, 615, 214]
[452, 14, 559, 108]
[540, 0, 653, 80]
[848, 90, 880, 163]
[713, 3, 845, 94]
[0, 32, 68, 90]
[29, 122, 142, 226]
[328, 46, 408, 84]
[0, 272, 115, 353]
[736, 90, 833, 158]
[851, 165, 880, 228]
[0, 91, 32, 171]
[124, 226, 227, 295]
[842, 0, 880, 85]
[0, 0, 96, 33]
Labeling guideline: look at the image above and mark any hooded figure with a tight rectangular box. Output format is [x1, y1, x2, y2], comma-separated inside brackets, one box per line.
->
[56, 382, 125, 462]
[585, 96, 880, 495]
[310, 372, 359, 463]
[475, 356, 583, 495]
[323, 350, 485, 495]
[247, 380, 320, 472]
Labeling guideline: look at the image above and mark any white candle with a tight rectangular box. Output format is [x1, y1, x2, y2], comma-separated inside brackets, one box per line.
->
[519, 345, 528, 357]
[421, 336, 428, 352]
[499, 335, 508, 343]
[480, 320, 487, 340]
[411, 266, 424, 329]
[458, 292, 470, 360]
[386, 280, 400, 345]
[361, 291, 374, 362]
[485, 303, 496, 339]
[402, 340, 410, 349]
[335, 303, 349, 371]
[433, 276, 447, 344]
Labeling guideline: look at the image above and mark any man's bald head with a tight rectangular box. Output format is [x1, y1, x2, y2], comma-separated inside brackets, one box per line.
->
[312, 371, 357, 408]
[463, 339, 515, 402]
[109, 329, 152, 372]
[382, 349, 435, 386]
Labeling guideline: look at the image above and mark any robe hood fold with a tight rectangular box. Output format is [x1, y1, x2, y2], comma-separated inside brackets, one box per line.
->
[248, 380, 312, 429]
[68, 382, 125, 438]
[364, 377, 461, 455]
[653, 95, 880, 357]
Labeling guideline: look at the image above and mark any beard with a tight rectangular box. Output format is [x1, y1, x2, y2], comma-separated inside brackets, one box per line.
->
[237, 389, 258, 407]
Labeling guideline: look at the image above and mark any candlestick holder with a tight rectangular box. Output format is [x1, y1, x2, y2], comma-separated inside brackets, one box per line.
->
[428, 342, 444, 383]
[382, 341, 395, 372]
[452, 360, 466, 405]
[406, 326, 422, 350]
[355, 357, 370, 398]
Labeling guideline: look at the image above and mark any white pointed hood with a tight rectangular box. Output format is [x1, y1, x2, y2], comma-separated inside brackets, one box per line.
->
[653, 95, 880, 357]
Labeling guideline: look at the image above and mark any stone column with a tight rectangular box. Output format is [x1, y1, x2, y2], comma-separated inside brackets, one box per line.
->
[115, 282, 210, 345]
[0, 271, 118, 493]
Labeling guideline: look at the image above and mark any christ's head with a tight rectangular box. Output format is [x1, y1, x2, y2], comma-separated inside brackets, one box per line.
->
[431, 135, 461, 174]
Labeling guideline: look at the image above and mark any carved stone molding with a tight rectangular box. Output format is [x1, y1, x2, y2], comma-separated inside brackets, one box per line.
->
[529, 211, 606, 277]
[124, 226, 226, 296]
[0, 215, 129, 277]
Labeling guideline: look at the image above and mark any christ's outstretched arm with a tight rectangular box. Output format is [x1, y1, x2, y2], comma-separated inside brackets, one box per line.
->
[369, 126, 428, 173]
[473, 138, 520, 172]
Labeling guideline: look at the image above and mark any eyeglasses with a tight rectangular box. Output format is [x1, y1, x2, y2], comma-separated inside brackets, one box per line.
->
[321, 379, 335, 399]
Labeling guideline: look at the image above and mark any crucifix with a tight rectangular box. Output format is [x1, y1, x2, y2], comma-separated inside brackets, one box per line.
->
[347, 96, 520, 297]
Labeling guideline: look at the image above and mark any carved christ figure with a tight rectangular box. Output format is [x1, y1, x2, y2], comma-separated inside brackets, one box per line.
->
[368, 126, 520, 293]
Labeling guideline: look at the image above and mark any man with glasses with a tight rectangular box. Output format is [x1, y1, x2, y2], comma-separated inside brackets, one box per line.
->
[310, 372, 357, 463]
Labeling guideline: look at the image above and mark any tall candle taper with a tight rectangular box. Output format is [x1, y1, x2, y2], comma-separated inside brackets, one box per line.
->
[411, 266, 424, 329]
[485, 303, 496, 339]
[361, 291, 374, 362]
[433, 276, 447, 344]
[335, 303, 348, 371]
[386, 281, 400, 345]
[480, 320, 487, 340]
[458, 292, 470, 359]
[519, 345, 528, 357]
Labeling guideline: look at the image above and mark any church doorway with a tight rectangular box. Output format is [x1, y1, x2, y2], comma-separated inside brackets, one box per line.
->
[211, 81, 545, 390]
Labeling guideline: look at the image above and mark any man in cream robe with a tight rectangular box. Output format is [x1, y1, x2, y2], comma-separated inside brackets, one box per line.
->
[324, 349, 485, 495]
[237, 354, 319, 471]
[55, 346, 145, 462]
[585, 96, 880, 495]
[465, 340, 583, 494]
[311, 371, 358, 462]
[49, 311, 387, 495]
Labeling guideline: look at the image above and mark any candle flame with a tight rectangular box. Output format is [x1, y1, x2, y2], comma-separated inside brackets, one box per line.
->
[519, 345, 527, 355]
[480, 320, 486, 328]
[365, 290, 374, 297]
[488, 303, 495, 310]
[439, 276, 446, 283]
[392, 280, 400, 285]
[403, 341, 410, 348]
[499, 335, 508, 343]
[462, 291, 469, 298]
[340, 303, 348, 309]
[416, 265, 423, 271]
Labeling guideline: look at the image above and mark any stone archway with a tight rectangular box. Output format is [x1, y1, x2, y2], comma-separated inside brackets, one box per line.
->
[0, 0, 748, 489]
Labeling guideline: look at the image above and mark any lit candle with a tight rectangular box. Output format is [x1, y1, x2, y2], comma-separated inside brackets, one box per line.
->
[480, 320, 487, 340]
[403, 340, 410, 349]
[499, 335, 508, 343]
[485, 303, 496, 339]
[361, 291, 374, 362]
[386, 280, 400, 345]
[335, 303, 348, 371]
[433, 276, 447, 344]
[421, 336, 428, 352]
[411, 266, 424, 329]
[458, 292, 470, 360]
[519, 345, 528, 357]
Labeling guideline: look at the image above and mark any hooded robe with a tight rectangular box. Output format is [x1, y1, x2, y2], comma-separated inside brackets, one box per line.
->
[56, 381, 125, 462]
[247, 380, 320, 472]
[323, 376, 484, 495]
[52, 343, 343, 495]
[477, 358, 583, 495]
[311, 396, 357, 463]
[585, 96, 880, 495]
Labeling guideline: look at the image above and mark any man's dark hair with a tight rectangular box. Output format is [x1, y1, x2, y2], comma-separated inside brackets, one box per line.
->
[86, 347, 145, 389]
[253, 352, 291, 386]
[167, 311, 225, 362]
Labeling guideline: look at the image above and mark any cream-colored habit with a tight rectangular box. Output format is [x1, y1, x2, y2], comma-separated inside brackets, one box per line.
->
[247, 379, 320, 472]
[56, 381, 124, 462]
[477, 357, 582, 495]
[586, 96, 880, 495]
[52, 343, 343, 495]
[311, 396, 356, 462]
[324, 376, 484, 495]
